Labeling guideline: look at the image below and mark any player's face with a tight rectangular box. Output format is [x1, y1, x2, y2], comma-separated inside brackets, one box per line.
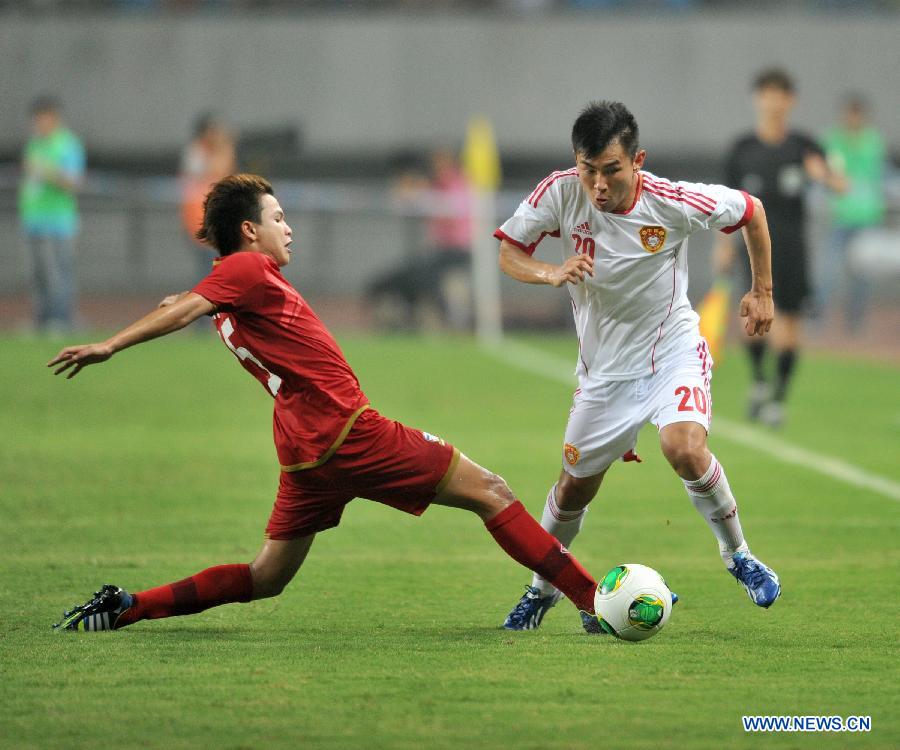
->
[251, 193, 294, 267]
[33, 110, 60, 137]
[576, 143, 646, 213]
[754, 85, 795, 124]
[843, 104, 865, 131]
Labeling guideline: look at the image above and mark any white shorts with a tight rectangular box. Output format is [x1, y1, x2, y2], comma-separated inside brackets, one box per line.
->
[562, 340, 713, 478]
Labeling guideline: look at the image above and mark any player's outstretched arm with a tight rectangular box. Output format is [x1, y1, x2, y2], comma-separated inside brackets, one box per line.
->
[499, 239, 593, 288]
[738, 196, 774, 337]
[47, 292, 215, 379]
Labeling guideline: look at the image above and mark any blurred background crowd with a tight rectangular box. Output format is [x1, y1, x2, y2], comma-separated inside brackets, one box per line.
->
[2, 1, 900, 13]
[0, 1, 897, 363]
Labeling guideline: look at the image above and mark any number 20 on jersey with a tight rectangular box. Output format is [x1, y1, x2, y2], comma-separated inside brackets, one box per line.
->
[571, 233, 596, 259]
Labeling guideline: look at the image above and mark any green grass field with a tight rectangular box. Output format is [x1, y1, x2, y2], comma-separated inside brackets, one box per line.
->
[2, 332, 898, 749]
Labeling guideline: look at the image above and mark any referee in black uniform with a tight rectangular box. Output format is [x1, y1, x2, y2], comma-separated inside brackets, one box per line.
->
[716, 69, 845, 427]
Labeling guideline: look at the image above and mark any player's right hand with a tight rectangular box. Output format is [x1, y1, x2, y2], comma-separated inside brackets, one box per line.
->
[548, 254, 594, 287]
[47, 343, 114, 379]
[739, 289, 774, 337]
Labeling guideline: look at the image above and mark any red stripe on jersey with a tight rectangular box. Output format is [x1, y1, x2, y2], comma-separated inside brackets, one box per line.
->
[643, 183, 716, 216]
[720, 190, 755, 234]
[643, 184, 714, 216]
[527, 168, 577, 205]
[642, 175, 717, 211]
[528, 168, 578, 207]
[526, 171, 560, 205]
[494, 228, 560, 256]
[642, 176, 717, 211]
[569, 295, 591, 375]
[650, 260, 678, 373]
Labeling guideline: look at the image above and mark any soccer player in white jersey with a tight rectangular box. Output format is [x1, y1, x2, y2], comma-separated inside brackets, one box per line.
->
[495, 101, 781, 632]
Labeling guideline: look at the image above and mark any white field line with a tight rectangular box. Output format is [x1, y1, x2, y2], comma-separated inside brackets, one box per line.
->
[489, 340, 900, 503]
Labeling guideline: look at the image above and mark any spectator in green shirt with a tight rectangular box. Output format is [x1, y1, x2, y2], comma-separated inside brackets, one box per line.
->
[818, 94, 886, 332]
[19, 96, 85, 332]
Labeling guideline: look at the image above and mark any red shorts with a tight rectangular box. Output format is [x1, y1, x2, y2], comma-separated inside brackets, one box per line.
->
[265, 408, 459, 540]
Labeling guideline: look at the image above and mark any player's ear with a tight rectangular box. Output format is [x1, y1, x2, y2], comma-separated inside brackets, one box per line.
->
[240, 219, 257, 244]
[633, 149, 647, 171]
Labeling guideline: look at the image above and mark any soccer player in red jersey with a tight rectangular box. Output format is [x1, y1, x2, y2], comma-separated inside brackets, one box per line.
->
[50, 174, 600, 632]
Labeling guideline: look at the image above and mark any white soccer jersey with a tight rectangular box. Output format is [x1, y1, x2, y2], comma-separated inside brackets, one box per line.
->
[495, 169, 753, 382]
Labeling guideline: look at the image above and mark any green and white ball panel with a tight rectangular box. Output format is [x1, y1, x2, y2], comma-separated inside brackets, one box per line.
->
[593, 563, 672, 642]
[628, 594, 665, 630]
[598, 565, 628, 595]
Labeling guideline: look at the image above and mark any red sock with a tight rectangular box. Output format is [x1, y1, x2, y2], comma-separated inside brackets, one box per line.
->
[485, 501, 596, 612]
[116, 564, 253, 627]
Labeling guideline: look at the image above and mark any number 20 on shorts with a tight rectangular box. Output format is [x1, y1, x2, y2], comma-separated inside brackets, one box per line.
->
[675, 385, 708, 414]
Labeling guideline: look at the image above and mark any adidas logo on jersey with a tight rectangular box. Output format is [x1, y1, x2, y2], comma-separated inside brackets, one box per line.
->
[574, 222, 592, 236]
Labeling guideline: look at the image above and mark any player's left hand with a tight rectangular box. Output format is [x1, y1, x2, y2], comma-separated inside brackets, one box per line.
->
[739, 289, 774, 337]
[47, 343, 114, 379]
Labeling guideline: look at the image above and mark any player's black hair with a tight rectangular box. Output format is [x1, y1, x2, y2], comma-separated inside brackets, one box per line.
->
[30, 94, 61, 115]
[752, 68, 795, 93]
[197, 174, 274, 255]
[571, 101, 640, 160]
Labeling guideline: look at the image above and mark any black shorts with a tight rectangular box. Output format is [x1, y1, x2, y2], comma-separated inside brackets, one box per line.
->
[737, 236, 810, 314]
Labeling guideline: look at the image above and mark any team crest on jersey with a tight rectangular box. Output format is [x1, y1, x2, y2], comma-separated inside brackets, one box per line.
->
[422, 431, 445, 446]
[639, 225, 667, 253]
[564, 443, 580, 466]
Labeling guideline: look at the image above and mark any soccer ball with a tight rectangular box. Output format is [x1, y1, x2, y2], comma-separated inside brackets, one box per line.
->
[593, 563, 673, 642]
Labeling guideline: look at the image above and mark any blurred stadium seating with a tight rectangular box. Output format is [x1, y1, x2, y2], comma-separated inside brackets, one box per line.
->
[0, 2, 897, 346]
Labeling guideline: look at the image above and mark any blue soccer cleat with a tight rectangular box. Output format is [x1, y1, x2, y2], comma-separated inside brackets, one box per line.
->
[53, 584, 133, 631]
[729, 552, 781, 608]
[502, 585, 563, 630]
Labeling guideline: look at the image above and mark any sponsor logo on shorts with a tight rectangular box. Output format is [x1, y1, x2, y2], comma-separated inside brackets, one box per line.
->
[564, 443, 580, 466]
[422, 431, 445, 446]
[639, 225, 667, 253]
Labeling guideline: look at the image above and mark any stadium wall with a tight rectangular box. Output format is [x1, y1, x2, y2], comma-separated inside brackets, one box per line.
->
[1, 14, 898, 156]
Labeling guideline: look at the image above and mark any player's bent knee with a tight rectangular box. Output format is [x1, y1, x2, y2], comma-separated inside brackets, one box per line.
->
[661, 440, 709, 477]
[474, 472, 516, 519]
[485, 472, 516, 505]
[434, 458, 516, 519]
[250, 574, 288, 600]
[556, 484, 593, 511]
[249, 562, 294, 600]
[556, 470, 603, 510]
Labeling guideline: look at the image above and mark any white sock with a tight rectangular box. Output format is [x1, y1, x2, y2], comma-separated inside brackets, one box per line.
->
[531, 483, 588, 596]
[683, 455, 749, 568]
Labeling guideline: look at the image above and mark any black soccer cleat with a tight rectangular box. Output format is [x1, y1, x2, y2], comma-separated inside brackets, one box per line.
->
[579, 610, 608, 635]
[581, 591, 679, 635]
[53, 584, 134, 631]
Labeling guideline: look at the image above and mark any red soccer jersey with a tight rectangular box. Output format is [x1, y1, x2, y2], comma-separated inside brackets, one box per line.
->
[192, 252, 369, 469]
